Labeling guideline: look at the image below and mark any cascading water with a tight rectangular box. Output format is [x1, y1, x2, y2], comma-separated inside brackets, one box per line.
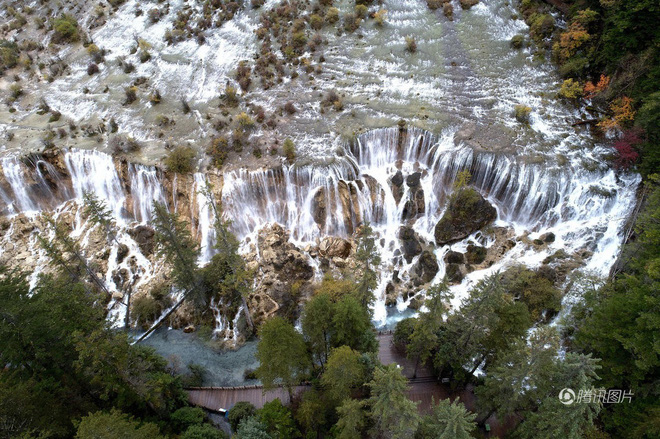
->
[220, 126, 640, 325]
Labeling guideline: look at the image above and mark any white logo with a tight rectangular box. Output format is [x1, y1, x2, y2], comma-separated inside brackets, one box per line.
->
[559, 388, 576, 405]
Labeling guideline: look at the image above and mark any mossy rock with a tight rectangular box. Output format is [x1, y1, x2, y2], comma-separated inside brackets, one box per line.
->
[434, 188, 496, 245]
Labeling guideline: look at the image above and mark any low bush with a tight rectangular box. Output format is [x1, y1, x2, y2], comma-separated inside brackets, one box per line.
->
[165, 146, 196, 173]
[52, 14, 79, 44]
[405, 36, 417, 53]
[87, 63, 99, 75]
[283, 138, 296, 162]
[514, 104, 532, 123]
[325, 8, 339, 24]
[559, 78, 582, 99]
[207, 137, 229, 167]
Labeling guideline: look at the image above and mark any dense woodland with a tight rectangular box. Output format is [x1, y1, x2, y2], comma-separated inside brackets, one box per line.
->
[1, 0, 659, 438]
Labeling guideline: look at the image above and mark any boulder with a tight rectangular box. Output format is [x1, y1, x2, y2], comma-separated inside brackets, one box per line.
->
[434, 188, 496, 246]
[128, 225, 155, 256]
[319, 236, 352, 259]
[539, 232, 555, 243]
[444, 250, 465, 264]
[398, 226, 422, 263]
[390, 170, 404, 204]
[412, 250, 439, 285]
[116, 243, 129, 264]
[445, 263, 464, 284]
[465, 244, 486, 264]
[402, 185, 425, 220]
[406, 172, 421, 187]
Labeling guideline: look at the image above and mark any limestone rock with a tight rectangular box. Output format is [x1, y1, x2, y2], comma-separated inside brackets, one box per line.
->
[319, 236, 352, 259]
[128, 225, 155, 256]
[398, 226, 422, 263]
[412, 250, 439, 285]
[434, 188, 496, 246]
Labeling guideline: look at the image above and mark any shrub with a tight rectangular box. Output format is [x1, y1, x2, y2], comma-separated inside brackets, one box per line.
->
[132, 295, 161, 329]
[374, 9, 387, 26]
[228, 402, 257, 431]
[510, 34, 524, 49]
[284, 101, 296, 115]
[148, 8, 162, 23]
[171, 407, 205, 433]
[612, 128, 643, 170]
[514, 104, 532, 123]
[223, 85, 239, 107]
[87, 63, 99, 75]
[343, 13, 361, 32]
[599, 96, 635, 131]
[181, 424, 227, 439]
[123, 86, 138, 105]
[0, 40, 19, 72]
[283, 138, 296, 162]
[310, 14, 323, 30]
[355, 4, 368, 19]
[52, 14, 79, 43]
[583, 74, 610, 99]
[149, 89, 162, 105]
[528, 13, 554, 42]
[109, 134, 141, 155]
[86, 43, 104, 62]
[165, 146, 197, 173]
[325, 8, 340, 24]
[236, 112, 255, 131]
[405, 36, 417, 53]
[236, 61, 251, 92]
[9, 83, 22, 100]
[252, 0, 265, 8]
[426, 0, 444, 9]
[207, 137, 229, 167]
[139, 50, 151, 63]
[459, 0, 479, 9]
[292, 31, 308, 49]
[443, 2, 453, 19]
[559, 78, 582, 99]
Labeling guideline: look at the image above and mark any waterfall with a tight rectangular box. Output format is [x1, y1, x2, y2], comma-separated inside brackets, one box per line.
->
[0, 127, 641, 329]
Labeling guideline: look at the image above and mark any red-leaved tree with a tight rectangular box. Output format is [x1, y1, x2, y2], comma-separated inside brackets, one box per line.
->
[612, 127, 644, 169]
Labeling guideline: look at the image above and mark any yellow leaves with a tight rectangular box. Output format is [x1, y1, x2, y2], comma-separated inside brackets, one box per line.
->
[598, 96, 636, 131]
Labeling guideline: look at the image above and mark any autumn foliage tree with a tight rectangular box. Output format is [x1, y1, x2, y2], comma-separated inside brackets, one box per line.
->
[612, 128, 644, 169]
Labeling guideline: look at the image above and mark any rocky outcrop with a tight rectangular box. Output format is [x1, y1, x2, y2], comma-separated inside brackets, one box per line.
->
[244, 224, 314, 325]
[319, 236, 352, 259]
[128, 225, 155, 256]
[434, 188, 497, 246]
[402, 172, 425, 221]
[398, 226, 422, 263]
[411, 250, 439, 286]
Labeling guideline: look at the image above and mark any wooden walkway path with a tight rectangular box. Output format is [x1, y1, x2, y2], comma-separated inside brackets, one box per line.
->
[187, 385, 308, 412]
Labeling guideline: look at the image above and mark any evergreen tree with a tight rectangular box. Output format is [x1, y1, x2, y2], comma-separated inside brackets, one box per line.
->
[200, 181, 254, 332]
[234, 417, 271, 439]
[82, 190, 119, 245]
[367, 364, 420, 439]
[353, 224, 381, 311]
[407, 313, 438, 378]
[152, 201, 201, 298]
[335, 398, 366, 439]
[257, 398, 301, 439]
[75, 409, 165, 439]
[37, 213, 111, 296]
[416, 398, 476, 439]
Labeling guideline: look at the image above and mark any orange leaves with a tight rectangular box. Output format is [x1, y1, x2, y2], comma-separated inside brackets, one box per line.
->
[598, 96, 636, 131]
[555, 22, 590, 61]
[583, 74, 610, 99]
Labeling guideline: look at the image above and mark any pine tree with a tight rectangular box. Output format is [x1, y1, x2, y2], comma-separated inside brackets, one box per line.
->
[417, 398, 476, 439]
[37, 213, 111, 296]
[367, 363, 420, 439]
[353, 223, 381, 311]
[82, 190, 118, 245]
[336, 398, 366, 439]
[199, 181, 254, 331]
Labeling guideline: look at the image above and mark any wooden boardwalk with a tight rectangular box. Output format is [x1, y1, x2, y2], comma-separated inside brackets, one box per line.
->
[187, 385, 308, 412]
